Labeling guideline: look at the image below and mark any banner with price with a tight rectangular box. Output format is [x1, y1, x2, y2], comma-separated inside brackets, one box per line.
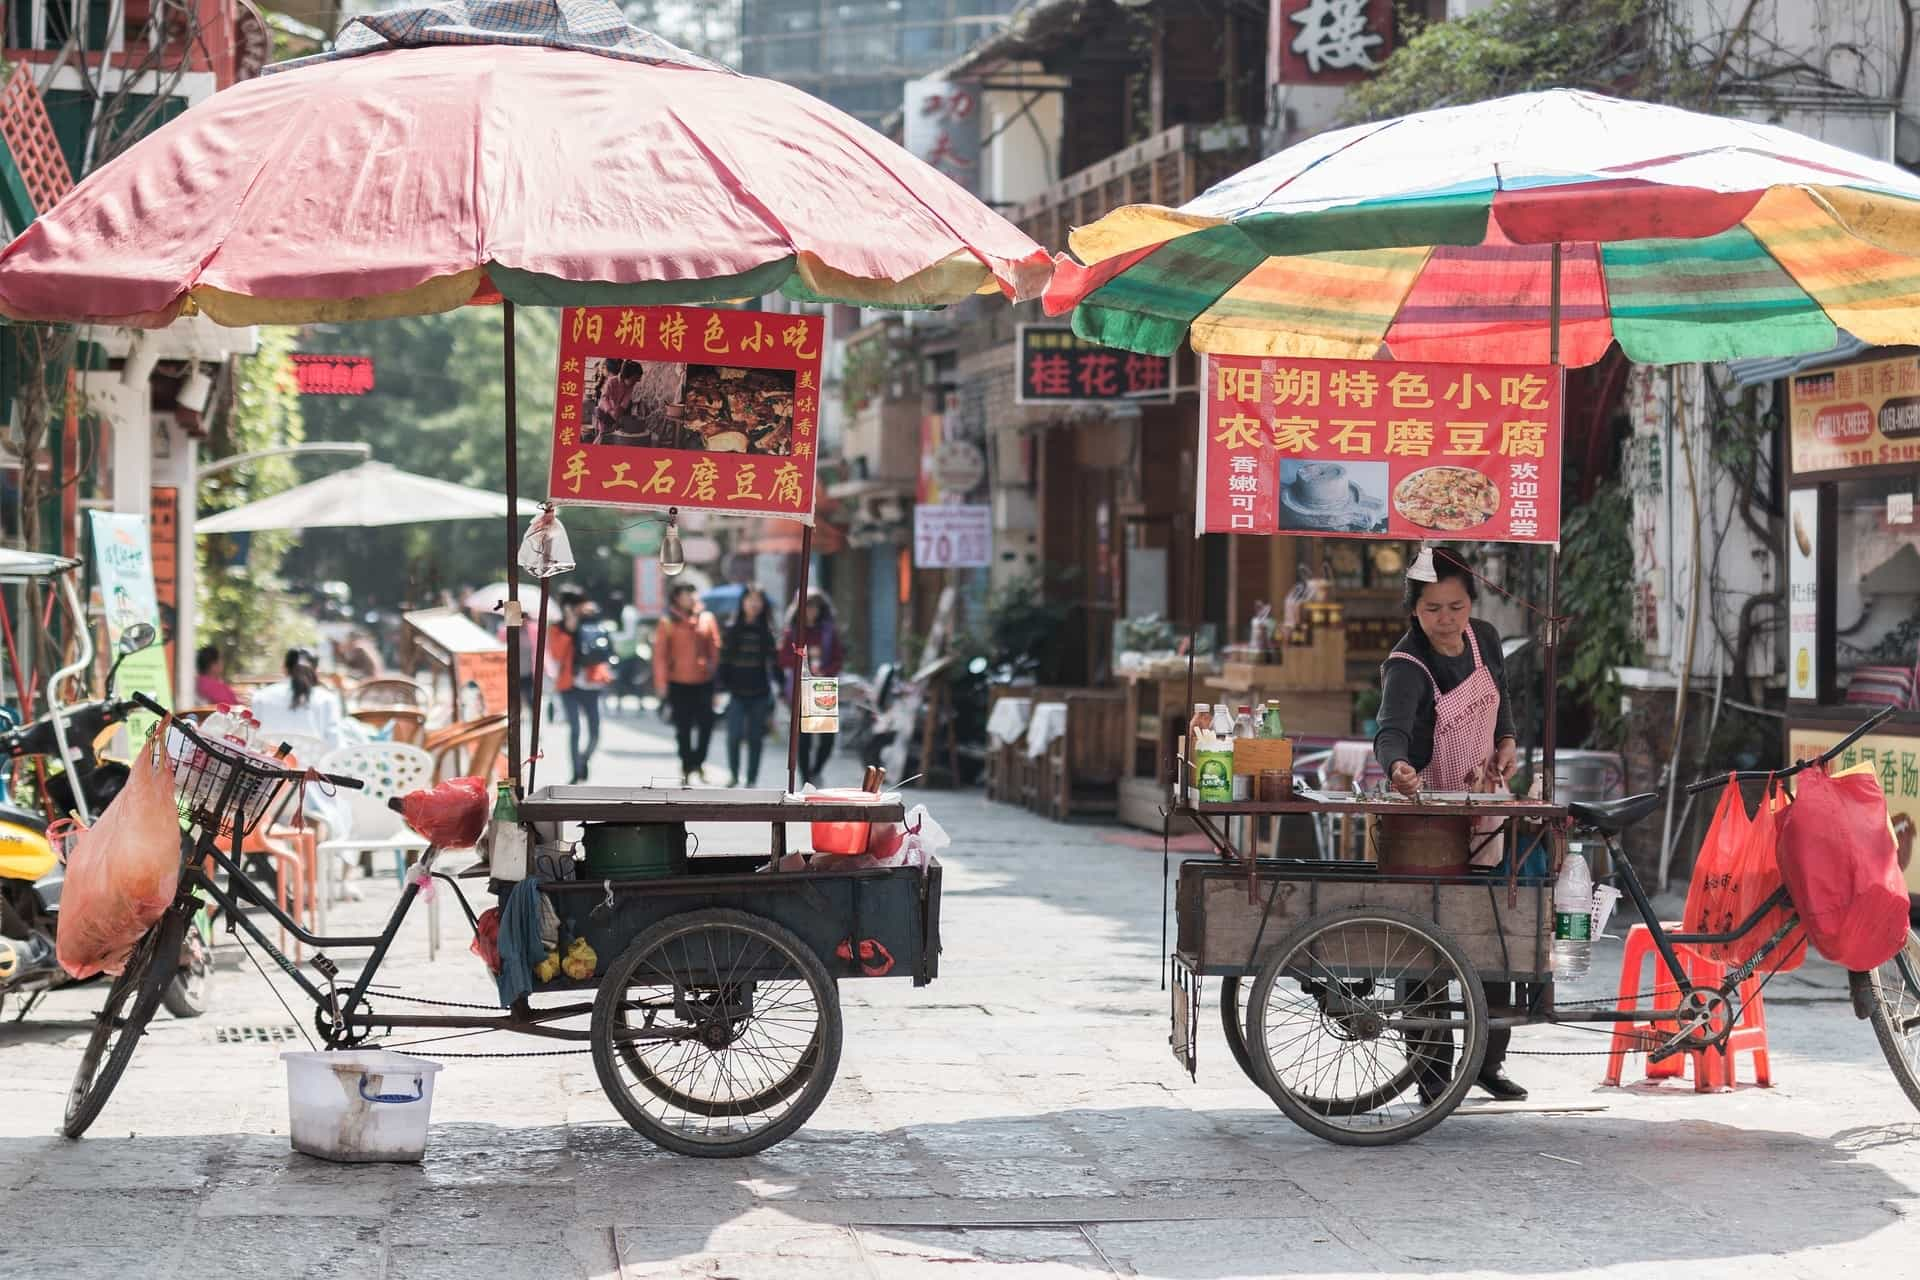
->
[914, 504, 991, 569]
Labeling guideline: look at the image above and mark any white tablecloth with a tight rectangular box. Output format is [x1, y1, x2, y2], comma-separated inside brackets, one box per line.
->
[986, 697, 1034, 747]
[1026, 701, 1069, 760]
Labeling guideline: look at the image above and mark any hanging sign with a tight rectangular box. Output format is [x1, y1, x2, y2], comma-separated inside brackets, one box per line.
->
[1788, 353, 1920, 475]
[290, 354, 375, 395]
[1788, 487, 1819, 700]
[1016, 325, 1172, 404]
[88, 511, 172, 739]
[1275, 0, 1393, 83]
[548, 306, 824, 523]
[914, 504, 992, 569]
[1197, 354, 1564, 544]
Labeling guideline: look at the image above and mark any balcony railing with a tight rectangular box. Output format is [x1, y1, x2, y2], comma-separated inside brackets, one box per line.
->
[1011, 122, 1255, 254]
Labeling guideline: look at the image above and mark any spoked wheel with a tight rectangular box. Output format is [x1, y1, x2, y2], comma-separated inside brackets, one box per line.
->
[63, 907, 185, 1139]
[1867, 929, 1920, 1113]
[162, 915, 214, 1019]
[1246, 906, 1487, 1146]
[1220, 976, 1259, 1087]
[591, 908, 842, 1158]
[1222, 973, 1421, 1113]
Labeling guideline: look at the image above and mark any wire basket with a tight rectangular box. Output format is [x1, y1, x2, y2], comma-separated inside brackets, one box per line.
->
[162, 720, 296, 839]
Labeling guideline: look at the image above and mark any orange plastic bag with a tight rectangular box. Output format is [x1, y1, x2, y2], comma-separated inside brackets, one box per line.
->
[56, 726, 183, 979]
[1681, 781, 1749, 960]
[1722, 780, 1805, 971]
[1779, 763, 1909, 972]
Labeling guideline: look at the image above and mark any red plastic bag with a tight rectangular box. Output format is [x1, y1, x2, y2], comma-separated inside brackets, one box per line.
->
[1682, 781, 1749, 961]
[399, 776, 489, 848]
[470, 906, 502, 975]
[1723, 781, 1805, 971]
[57, 727, 183, 979]
[1778, 763, 1909, 971]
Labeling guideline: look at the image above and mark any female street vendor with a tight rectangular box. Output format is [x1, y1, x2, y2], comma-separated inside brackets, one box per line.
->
[1373, 546, 1526, 1102]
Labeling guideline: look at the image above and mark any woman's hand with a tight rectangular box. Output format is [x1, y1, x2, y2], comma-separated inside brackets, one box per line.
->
[1389, 761, 1420, 797]
[1495, 737, 1519, 782]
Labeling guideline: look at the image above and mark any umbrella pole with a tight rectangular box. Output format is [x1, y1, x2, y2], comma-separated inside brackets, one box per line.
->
[528, 577, 552, 789]
[503, 300, 524, 793]
[786, 523, 814, 794]
[1542, 242, 1562, 806]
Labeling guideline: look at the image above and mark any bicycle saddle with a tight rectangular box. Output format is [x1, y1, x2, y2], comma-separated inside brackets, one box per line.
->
[1567, 791, 1664, 834]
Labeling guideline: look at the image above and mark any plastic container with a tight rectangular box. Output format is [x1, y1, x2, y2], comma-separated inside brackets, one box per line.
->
[282, 1049, 443, 1163]
[581, 822, 686, 879]
[1553, 854, 1595, 978]
[806, 788, 878, 855]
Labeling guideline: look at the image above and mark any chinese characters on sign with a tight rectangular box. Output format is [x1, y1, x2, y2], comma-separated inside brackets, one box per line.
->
[1787, 728, 1920, 894]
[290, 354, 375, 396]
[1197, 354, 1563, 544]
[1787, 353, 1920, 474]
[1016, 325, 1174, 404]
[546, 306, 824, 523]
[1277, 0, 1393, 82]
[914, 505, 992, 570]
[903, 76, 981, 194]
[1788, 488, 1819, 700]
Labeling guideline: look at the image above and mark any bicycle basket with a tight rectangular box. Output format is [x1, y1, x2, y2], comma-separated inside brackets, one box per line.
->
[162, 721, 291, 839]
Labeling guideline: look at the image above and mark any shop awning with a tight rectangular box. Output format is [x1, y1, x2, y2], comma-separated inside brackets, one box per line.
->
[1724, 332, 1875, 388]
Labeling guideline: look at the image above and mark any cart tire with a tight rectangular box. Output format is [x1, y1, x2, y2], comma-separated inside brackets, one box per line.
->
[1867, 929, 1920, 1114]
[63, 906, 184, 1140]
[1220, 975, 1417, 1114]
[1246, 905, 1487, 1147]
[592, 908, 842, 1158]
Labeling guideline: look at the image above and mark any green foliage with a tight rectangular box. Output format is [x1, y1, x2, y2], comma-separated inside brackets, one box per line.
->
[197, 328, 316, 675]
[987, 568, 1074, 683]
[284, 307, 575, 612]
[1343, 0, 1704, 123]
[1559, 477, 1642, 749]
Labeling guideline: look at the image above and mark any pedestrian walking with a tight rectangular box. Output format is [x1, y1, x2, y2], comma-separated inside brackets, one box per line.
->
[549, 586, 615, 784]
[717, 584, 778, 788]
[654, 582, 721, 785]
[780, 589, 842, 788]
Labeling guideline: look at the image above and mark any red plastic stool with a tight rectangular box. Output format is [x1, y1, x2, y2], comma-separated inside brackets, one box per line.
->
[1603, 923, 1771, 1092]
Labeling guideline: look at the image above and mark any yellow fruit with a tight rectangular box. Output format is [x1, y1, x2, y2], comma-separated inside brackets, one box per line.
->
[534, 950, 561, 983]
[562, 937, 597, 981]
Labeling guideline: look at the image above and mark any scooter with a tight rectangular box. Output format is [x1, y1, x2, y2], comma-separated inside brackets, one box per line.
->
[0, 620, 211, 1021]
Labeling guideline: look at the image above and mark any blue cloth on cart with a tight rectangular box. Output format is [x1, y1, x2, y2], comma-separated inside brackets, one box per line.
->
[495, 875, 545, 1007]
[1500, 832, 1552, 882]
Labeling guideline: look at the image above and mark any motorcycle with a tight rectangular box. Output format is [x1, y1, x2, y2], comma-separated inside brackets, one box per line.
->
[0, 618, 211, 1022]
[856, 654, 1016, 786]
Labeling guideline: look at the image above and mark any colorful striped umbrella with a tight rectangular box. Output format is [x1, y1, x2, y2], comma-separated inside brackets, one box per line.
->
[1044, 89, 1920, 367]
[0, 0, 1049, 327]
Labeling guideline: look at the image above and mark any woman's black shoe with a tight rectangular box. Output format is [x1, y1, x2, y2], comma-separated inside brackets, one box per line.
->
[1475, 1069, 1528, 1102]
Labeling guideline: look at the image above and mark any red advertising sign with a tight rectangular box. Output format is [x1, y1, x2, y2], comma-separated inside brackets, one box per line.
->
[548, 306, 824, 523]
[1274, 0, 1394, 84]
[1198, 354, 1563, 544]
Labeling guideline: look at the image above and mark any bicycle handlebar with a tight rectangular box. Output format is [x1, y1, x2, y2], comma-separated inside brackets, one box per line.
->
[1685, 704, 1897, 795]
[136, 692, 366, 791]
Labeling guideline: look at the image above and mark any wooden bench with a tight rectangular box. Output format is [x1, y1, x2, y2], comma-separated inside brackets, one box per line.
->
[1035, 689, 1128, 822]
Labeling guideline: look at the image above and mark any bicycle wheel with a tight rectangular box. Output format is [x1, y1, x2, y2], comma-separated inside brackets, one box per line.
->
[591, 908, 842, 1158]
[1222, 973, 1419, 1113]
[162, 912, 214, 1019]
[1246, 906, 1487, 1147]
[1868, 929, 1920, 1113]
[63, 907, 185, 1139]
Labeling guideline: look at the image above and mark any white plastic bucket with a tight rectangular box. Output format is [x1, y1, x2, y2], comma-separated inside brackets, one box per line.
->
[281, 1049, 443, 1163]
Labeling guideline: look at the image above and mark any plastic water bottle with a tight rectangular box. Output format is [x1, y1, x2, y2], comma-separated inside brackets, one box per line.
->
[1553, 854, 1595, 978]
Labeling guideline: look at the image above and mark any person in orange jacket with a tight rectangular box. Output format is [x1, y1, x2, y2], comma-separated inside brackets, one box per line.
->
[653, 582, 722, 784]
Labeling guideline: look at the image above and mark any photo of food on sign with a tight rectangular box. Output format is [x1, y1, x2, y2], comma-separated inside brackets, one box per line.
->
[1394, 465, 1500, 532]
[582, 357, 797, 457]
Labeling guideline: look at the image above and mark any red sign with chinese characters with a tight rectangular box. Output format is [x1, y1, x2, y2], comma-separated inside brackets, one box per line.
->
[1016, 325, 1172, 404]
[290, 354, 374, 395]
[1198, 354, 1563, 544]
[547, 306, 824, 523]
[1274, 0, 1393, 84]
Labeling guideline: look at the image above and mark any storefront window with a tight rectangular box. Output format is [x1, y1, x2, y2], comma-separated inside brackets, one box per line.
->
[1835, 472, 1920, 685]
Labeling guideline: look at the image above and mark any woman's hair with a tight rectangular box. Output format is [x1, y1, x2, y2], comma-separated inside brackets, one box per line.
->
[283, 647, 319, 709]
[195, 644, 221, 675]
[1401, 548, 1479, 615]
[730, 585, 773, 639]
[789, 588, 833, 627]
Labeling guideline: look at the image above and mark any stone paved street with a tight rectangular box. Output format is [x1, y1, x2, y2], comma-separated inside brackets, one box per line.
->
[0, 708, 1916, 1278]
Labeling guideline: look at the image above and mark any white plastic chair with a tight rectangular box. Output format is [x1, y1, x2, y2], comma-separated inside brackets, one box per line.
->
[316, 741, 440, 955]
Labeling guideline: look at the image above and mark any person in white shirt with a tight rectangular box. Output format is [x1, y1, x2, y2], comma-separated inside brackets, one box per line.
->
[250, 648, 358, 898]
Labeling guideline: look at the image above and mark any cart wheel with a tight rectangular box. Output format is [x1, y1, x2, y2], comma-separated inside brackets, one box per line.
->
[1868, 928, 1920, 1113]
[63, 907, 185, 1140]
[591, 908, 842, 1158]
[1223, 973, 1419, 1114]
[1245, 905, 1487, 1147]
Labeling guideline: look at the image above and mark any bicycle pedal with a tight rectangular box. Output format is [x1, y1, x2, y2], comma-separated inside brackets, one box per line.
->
[311, 954, 339, 981]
